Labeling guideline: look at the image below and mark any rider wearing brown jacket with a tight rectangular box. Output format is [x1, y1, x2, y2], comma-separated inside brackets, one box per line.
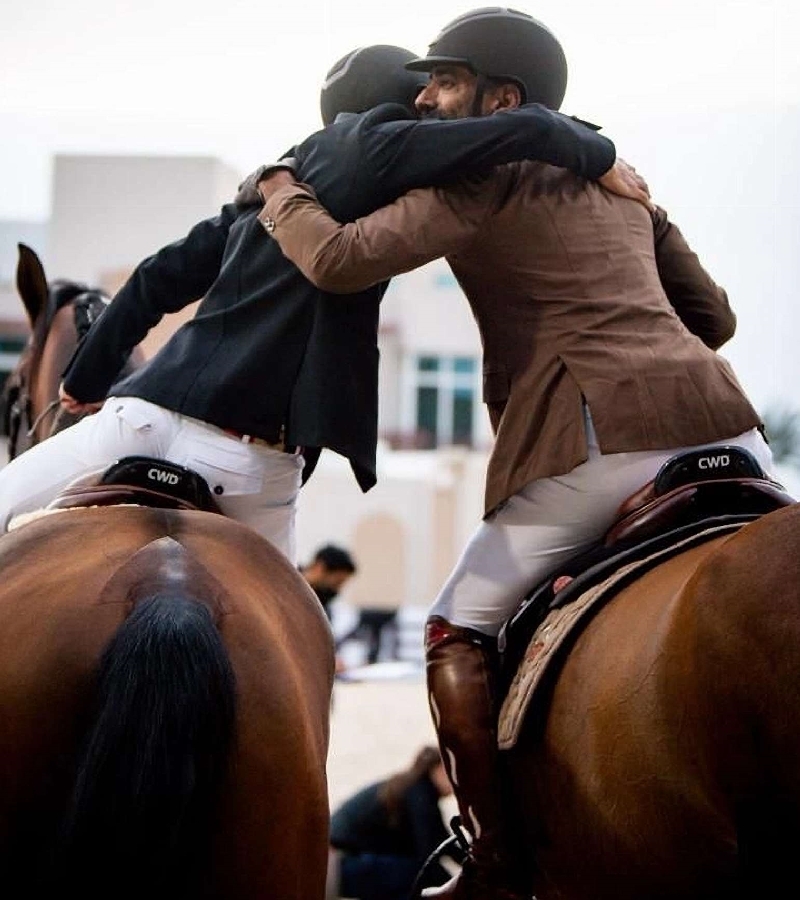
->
[257, 9, 770, 898]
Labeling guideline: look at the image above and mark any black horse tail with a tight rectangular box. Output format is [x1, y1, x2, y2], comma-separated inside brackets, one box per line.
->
[54, 593, 236, 900]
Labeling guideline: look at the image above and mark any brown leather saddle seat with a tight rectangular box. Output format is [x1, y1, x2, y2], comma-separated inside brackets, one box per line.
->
[499, 445, 796, 684]
[47, 455, 224, 515]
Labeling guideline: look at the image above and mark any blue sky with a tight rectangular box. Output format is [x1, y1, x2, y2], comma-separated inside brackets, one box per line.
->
[1, 0, 798, 414]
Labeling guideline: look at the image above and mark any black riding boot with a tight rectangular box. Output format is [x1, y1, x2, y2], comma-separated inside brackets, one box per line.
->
[422, 616, 529, 900]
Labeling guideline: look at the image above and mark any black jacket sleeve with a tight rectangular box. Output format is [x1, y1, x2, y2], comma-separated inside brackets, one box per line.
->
[62, 203, 240, 401]
[362, 102, 615, 198]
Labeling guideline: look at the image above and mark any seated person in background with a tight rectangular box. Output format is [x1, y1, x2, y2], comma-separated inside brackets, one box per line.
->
[327, 746, 456, 900]
[337, 606, 399, 666]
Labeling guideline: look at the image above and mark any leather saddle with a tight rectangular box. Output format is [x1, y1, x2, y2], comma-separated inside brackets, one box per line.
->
[498, 445, 796, 684]
[47, 455, 223, 515]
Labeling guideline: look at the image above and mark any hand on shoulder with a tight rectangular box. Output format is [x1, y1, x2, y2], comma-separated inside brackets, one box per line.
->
[598, 158, 654, 210]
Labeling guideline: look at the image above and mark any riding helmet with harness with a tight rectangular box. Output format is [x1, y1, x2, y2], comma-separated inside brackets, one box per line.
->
[404, 6, 569, 112]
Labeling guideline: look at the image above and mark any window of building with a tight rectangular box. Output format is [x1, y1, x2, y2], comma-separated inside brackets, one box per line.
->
[0, 334, 28, 438]
[0, 335, 27, 379]
[403, 354, 481, 448]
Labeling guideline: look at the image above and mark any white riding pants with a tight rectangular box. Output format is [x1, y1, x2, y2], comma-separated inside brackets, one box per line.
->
[0, 397, 304, 563]
[430, 414, 774, 637]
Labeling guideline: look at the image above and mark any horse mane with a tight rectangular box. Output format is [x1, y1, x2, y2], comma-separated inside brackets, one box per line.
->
[38, 279, 91, 333]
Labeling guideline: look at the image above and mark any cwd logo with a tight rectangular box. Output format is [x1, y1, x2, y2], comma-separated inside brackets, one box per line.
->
[698, 454, 730, 470]
[148, 467, 180, 486]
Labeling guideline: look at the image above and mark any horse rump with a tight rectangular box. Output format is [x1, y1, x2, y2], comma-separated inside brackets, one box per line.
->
[48, 592, 236, 899]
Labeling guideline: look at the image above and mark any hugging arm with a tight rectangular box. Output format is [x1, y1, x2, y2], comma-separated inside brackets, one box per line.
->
[362, 103, 617, 198]
[261, 180, 492, 293]
[651, 206, 736, 349]
[361, 105, 651, 206]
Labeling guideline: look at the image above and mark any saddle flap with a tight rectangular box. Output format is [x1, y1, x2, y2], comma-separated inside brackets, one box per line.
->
[498, 520, 757, 749]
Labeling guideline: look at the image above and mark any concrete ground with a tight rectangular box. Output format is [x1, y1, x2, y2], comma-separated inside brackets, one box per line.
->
[327, 673, 441, 810]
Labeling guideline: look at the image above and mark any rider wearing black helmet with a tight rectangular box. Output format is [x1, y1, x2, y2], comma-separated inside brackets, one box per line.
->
[406, 6, 568, 113]
[14, 35, 632, 561]
[320, 45, 428, 126]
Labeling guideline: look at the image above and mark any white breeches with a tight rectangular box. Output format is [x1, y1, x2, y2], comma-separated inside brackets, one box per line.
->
[430, 415, 774, 637]
[0, 397, 304, 563]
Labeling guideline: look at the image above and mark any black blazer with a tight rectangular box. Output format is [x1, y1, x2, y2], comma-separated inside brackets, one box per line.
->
[63, 104, 614, 492]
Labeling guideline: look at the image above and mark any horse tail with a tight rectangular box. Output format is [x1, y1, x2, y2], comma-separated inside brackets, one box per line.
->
[55, 593, 236, 900]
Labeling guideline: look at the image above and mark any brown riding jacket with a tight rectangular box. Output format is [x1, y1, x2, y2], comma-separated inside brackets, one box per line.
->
[263, 161, 762, 515]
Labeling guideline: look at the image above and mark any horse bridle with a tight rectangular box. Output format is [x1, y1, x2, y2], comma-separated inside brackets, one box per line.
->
[3, 291, 108, 461]
[5, 361, 64, 462]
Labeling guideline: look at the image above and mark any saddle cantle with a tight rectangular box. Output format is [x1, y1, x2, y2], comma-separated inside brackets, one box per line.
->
[498, 446, 795, 691]
[605, 445, 789, 546]
[46, 455, 224, 515]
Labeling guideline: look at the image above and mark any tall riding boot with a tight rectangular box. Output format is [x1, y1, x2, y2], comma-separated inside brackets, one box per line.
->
[422, 616, 528, 900]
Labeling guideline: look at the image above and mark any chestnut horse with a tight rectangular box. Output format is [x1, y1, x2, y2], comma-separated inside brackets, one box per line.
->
[0, 504, 335, 900]
[498, 499, 800, 899]
[2, 243, 146, 459]
[0, 244, 336, 898]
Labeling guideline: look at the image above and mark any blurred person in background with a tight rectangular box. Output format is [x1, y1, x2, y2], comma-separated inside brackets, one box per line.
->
[300, 543, 357, 675]
[300, 543, 358, 622]
[326, 745, 458, 900]
[300, 544, 358, 619]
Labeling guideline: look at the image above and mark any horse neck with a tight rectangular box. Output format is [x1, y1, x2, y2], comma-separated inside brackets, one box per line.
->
[29, 303, 80, 444]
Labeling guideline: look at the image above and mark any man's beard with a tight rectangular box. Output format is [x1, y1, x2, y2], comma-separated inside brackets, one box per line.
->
[418, 107, 463, 120]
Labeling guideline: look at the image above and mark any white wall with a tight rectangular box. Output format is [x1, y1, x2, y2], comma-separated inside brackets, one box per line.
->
[296, 444, 489, 611]
[49, 154, 241, 287]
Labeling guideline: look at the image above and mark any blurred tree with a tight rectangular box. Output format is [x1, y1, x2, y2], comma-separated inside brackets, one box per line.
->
[762, 406, 800, 469]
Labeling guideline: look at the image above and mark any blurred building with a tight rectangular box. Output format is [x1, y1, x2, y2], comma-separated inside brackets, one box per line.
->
[0, 220, 49, 392]
[2, 152, 799, 664]
[50, 154, 243, 356]
[0, 152, 493, 633]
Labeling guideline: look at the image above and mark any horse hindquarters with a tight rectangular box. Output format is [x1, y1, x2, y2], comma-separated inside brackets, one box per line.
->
[681, 504, 800, 895]
[51, 592, 236, 900]
[509, 504, 800, 900]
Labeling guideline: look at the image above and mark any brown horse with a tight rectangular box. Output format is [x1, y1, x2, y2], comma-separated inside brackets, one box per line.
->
[0, 503, 335, 900]
[0, 245, 336, 898]
[496, 498, 800, 899]
[2, 243, 146, 459]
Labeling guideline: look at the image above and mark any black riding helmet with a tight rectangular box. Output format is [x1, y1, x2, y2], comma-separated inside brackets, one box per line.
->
[320, 45, 429, 126]
[405, 7, 568, 110]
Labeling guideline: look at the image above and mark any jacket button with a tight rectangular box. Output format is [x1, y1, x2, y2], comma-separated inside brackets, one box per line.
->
[213, 485, 224, 495]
